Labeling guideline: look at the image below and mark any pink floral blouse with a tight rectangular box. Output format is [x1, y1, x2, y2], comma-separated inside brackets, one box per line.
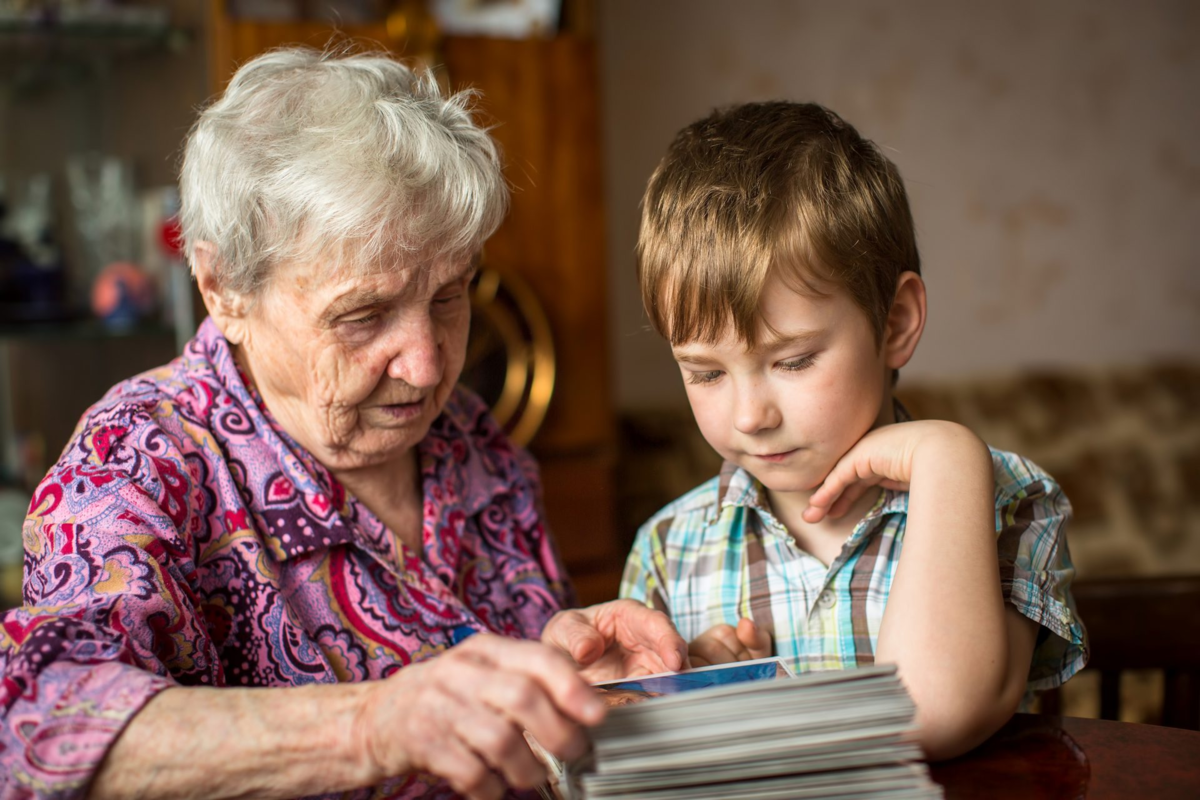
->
[0, 318, 573, 799]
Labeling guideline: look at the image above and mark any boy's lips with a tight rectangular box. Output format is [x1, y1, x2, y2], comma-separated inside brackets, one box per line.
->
[750, 448, 798, 463]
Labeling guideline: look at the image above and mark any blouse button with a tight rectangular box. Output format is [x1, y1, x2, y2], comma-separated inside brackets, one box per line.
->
[816, 590, 836, 609]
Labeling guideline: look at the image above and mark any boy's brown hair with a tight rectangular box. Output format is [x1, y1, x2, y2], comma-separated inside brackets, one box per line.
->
[637, 101, 920, 350]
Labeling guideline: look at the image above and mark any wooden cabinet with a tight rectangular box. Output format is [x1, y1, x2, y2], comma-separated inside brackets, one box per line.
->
[205, 3, 623, 603]
[441, 35, 621, 603]
[206, 2, 407, 92]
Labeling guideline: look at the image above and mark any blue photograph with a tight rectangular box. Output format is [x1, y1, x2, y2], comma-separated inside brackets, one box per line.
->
[594, 658, 790, 707]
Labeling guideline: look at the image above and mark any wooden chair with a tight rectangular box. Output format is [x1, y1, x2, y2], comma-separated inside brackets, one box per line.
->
[1040, 575, 1200, 729]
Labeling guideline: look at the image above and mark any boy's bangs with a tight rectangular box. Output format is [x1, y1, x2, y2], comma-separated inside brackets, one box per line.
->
[644, 218, 769, 347]
[770, 211, 839, 314]
[647, 226, 832, 349]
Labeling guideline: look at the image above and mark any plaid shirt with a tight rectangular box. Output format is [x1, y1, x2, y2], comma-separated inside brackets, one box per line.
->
[620, 429, 1088, 693]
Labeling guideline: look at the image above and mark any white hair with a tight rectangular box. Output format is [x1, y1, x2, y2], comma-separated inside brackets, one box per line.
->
[179, 46, 508, 295]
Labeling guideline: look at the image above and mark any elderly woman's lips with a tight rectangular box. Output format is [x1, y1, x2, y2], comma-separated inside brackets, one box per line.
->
[377, 400, 424, 420]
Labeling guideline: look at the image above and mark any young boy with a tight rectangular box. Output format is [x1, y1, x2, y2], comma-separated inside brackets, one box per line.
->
[619, 102, 1088, 760]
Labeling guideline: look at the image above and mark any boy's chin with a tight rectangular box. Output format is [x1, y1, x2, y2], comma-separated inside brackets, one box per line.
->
[740, 463, 826, 495]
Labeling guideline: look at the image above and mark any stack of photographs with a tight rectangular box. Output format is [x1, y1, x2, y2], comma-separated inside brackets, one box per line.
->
[533, 659, 941, 800]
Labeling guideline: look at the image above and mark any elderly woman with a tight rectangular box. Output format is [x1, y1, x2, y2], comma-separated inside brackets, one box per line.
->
[0, 49, 683, 800]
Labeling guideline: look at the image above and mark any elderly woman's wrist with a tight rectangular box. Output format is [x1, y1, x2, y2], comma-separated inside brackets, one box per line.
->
[343, 680, 399, 786]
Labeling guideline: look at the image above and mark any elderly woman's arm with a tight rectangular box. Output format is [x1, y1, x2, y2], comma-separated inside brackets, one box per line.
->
[2, 466, 605, 800]
[90, 604, 688, 800]
[92, 682, 376, 799]
[91, 635, 601, 800]
[0, 460, 220, 797]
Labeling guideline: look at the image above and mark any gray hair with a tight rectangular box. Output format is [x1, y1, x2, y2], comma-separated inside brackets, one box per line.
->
[179, 46, 508, 295]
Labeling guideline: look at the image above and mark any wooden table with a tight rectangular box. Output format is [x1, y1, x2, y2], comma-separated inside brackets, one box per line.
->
[931, 713, 1200, 798]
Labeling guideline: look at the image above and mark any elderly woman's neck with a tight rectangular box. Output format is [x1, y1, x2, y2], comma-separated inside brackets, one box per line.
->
[228, 342, 428, 554]
[333, 453, 425, 554]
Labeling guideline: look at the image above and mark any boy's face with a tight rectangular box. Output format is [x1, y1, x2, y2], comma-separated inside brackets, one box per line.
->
[673, 274, 892, 495]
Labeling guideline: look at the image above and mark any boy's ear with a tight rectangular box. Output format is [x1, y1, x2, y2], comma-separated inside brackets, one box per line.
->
[192, 241, 252, 345]
[883, 271, 927, 371]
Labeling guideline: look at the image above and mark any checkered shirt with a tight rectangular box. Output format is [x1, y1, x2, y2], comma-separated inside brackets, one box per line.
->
[620, 434, 1089, 692]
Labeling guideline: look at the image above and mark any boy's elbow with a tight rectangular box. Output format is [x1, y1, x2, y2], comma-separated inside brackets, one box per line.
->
[911, 673, 1026, 761]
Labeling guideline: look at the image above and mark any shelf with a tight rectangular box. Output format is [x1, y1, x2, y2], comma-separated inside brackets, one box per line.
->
[0, 318, 176, 343]
[0, 18, 191, 65]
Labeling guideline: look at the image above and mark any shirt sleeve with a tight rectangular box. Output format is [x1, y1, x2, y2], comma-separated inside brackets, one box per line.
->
[0, 426, 215, 798]
[993, 467, 1089, 692]
[619, 519, 672, 615]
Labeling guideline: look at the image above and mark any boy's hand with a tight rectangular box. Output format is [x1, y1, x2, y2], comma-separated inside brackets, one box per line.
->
[688, 618, 772, 667]
[804, 420, 989, 523]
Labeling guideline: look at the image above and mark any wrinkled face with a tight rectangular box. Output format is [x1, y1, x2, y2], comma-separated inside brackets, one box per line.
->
[233, 253, 475, 474]
[673, 274, 892, 495]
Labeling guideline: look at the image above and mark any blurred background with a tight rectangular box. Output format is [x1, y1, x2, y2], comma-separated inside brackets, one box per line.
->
[0, 0, 1196, 724]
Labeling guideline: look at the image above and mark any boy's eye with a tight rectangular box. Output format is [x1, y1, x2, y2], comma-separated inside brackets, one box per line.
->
[779, 354, 817, 372]
[687, 369, 724, 385]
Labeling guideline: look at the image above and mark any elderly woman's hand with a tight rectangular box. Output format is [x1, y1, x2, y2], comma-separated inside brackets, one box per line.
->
[356, 634, 605, 800]
[541, 599, 688, 682]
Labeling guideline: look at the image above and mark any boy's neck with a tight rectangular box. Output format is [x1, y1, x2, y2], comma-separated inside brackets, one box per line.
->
[766, 485, 883, 565]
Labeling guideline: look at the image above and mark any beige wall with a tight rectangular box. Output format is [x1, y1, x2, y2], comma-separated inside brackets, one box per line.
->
[599, 0, 1200, 411]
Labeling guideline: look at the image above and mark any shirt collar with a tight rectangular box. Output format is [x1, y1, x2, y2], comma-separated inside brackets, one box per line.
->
[711, 459, 772, 524]
[415, 389, 517, 521]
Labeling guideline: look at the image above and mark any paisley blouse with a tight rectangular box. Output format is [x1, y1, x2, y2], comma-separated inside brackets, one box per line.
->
[0, 318, 573, 799]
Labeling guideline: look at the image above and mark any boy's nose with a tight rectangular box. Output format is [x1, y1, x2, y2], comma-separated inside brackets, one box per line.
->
[733, 389, 781, 435]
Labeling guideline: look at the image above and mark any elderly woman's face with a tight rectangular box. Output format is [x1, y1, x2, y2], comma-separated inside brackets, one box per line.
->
[232, 254, 475, 472]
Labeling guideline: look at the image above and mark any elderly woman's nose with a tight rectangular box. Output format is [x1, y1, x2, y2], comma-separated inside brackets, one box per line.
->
[385, 317, 443, 388]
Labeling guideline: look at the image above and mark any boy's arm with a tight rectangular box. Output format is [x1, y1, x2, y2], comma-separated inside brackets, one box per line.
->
[805, 421, 1040, 760]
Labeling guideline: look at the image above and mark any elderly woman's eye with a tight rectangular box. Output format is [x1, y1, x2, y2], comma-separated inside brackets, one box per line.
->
[345, 313, 380, 326]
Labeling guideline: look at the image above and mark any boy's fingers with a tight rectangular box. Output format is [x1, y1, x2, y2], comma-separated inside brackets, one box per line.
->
[736, 618, 772, 658]
[735, 618, 758, 649]
[704, 624, 743, 653]
[803, 500, 834, 524]
[828, 477, 880, 519]
[809, 451, 861, 508]
[808, 463, 873, 521]
[807, 480, 840, 510]
[807, 475, 851, 519]
[688, 636, 741, 666]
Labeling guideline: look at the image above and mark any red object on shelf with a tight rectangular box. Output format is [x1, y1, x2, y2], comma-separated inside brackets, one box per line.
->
[158, 216, 183, 259]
